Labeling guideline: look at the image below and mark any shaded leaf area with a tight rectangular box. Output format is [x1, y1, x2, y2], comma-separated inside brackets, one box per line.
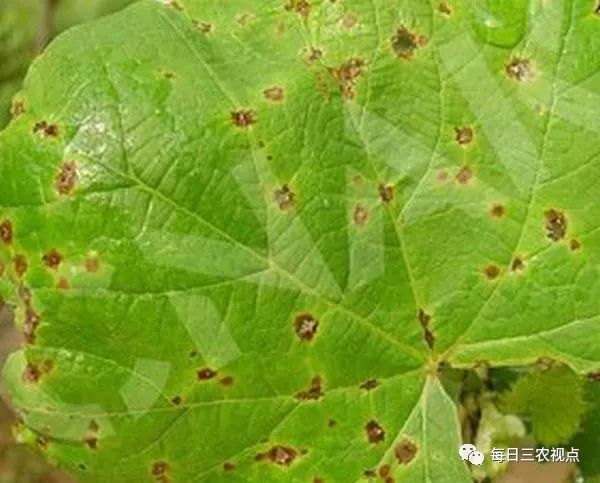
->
[0, 0, 599, 481]
[0, 0, 135, 128]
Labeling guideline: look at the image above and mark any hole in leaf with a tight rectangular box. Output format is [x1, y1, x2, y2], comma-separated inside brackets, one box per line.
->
[506, 58, 535, 82]
[274, 185, 295, 210]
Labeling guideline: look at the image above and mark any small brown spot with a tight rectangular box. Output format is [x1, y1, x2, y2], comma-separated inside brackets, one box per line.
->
[385, 477, 395, 483]
[265, 445, 297, 466]
[22, 363, 40, 383]
[85, 255, 100, 273]
[223, 461, 236, 471]
[294, 312, 319, 341]
[0, 219, 13, 244]
[511, 256, 524, 271]
[378, 184, 394, 203]
[33, 121, 59, 137]
[306, 47, 323, 62]
[284, 0, 311, 18]
[506, 57, 535, 82]
[455, 126, 473, 145]
[41, 359, 54, 373]
[84, 437, 98, 449]
[327, 418, 337, 428]
[438, 2, 452, 15]
[456, 166, 473, 184]
[151, 461, 169, 477]
[57, 277, 70, 290]
[395, 438, 417, 464]
[379, 465, 391, 477]
[56, 161, 78, 195]
[353, 204, 369, 226]
[88, 420, 99, 432]
[168, 0, 183, 10]
[11, 100, 25, 118]
[313, 478, 324, 483]
[437, 170, 449, 182]
[491, 204, 505, 218]
[219, 375, 234, 387]
[42, 249, 63, 269]
[545, 209, 567, 241]
[391, 27, 421, 60]
[231, 109, 257, 128]
[360, 379, 379, 391]
[24, 308, 40, 344]
[264, 86, 285, 102]
[363, 469, 377, 478]
[274, 185, 295, 210]
[194, 20, 212, 33]
[570, 239, 581, 251]
[36, 436, 48, 449]
[365, 420, 385, 444]
[171, 395, 183, 405]
[13, 255, 27, 277]
[197, 368, 217, 380]
[484, 264, 500, 280]
[296, 376, 324, 401]
[329, 58, 365, 99]
[589, 371, 600, 382]
[341, 12, 358, 29]
[236, 13, 255, 26]
[423, 328, 435, 349]
[418, 309, 431, 328]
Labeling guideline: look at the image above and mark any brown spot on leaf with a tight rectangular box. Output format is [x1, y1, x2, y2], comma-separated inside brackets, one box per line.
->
[56, 161, 78, 195]
[384, 477, 395, 483]
[171, 395, 183, 405]
[274, 185, 295, 210]
[284, 0, 311, 18]
[57, 277, 70, 290]
[570, 239, 581, 251]
[231, 109, 257, 128]
[263, 446, 297, 466]
[423, 328, 435, 349]
[294, 312, 319, 341]
[197, 368, 217, 380]
[88, 420, 99, 432]
[511, 256, 524, 272]
[491, 204, 505, 218]
[378, 184, 394, 203]
[42, 249, 63, 269]
[363, 469, 377, 478]
[36, 436, 48, 449]
[85, 255, 100, 273]
[341, 12, 358, 28]
[365, 420, 385, 444]
[589, 371, 600, 382]
[455, 126, 473, 145]
[437, 170, 449, 182]
[296, 376, 324, 401]
[264, 86, 285, 102]
[151, 461, 169, 477]
[219, 376, 234, 387]
[22, 363, 40, 383]
[545, 209, 567, 241]
[391, 27, 422, 60]
[456, 166, 473, 184]
[33, 121, 59, 137]
[329, 58, 365, 99]
[11, 100, 25, 118]
[194, 20, 212, 33]
[84, 437, 98, 449]
[0, 219, 13, 244]
[506, 58, 535, 82]
[313, 478, 324, 483]
[24, 308, 40, 344]
[223, 461, 236, 471]
[395, 438, 417, 464]
[353, 204, 369, 226]
[42, 359, 54, 373]
[13, 255, 27, 277]
[438, 2, 452, 15]
[360, 379, 379, 391]
[484, 264, 500, 280]
[327, 418, 337, 428]
[418, 309, 431, 328]
[379, 465, 391, 477]
[306, 47, 323, 62]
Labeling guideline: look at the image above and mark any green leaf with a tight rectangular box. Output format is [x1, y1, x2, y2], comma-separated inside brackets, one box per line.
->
[500, 365, 586, 446]
[1, 0, 599, 481]
[572, 381, 600, 478]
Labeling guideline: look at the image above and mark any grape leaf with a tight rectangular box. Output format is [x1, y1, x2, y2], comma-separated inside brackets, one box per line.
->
[1, 0, 599, 481]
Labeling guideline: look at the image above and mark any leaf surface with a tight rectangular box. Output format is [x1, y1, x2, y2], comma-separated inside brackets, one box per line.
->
[1, 0, 599, 481]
